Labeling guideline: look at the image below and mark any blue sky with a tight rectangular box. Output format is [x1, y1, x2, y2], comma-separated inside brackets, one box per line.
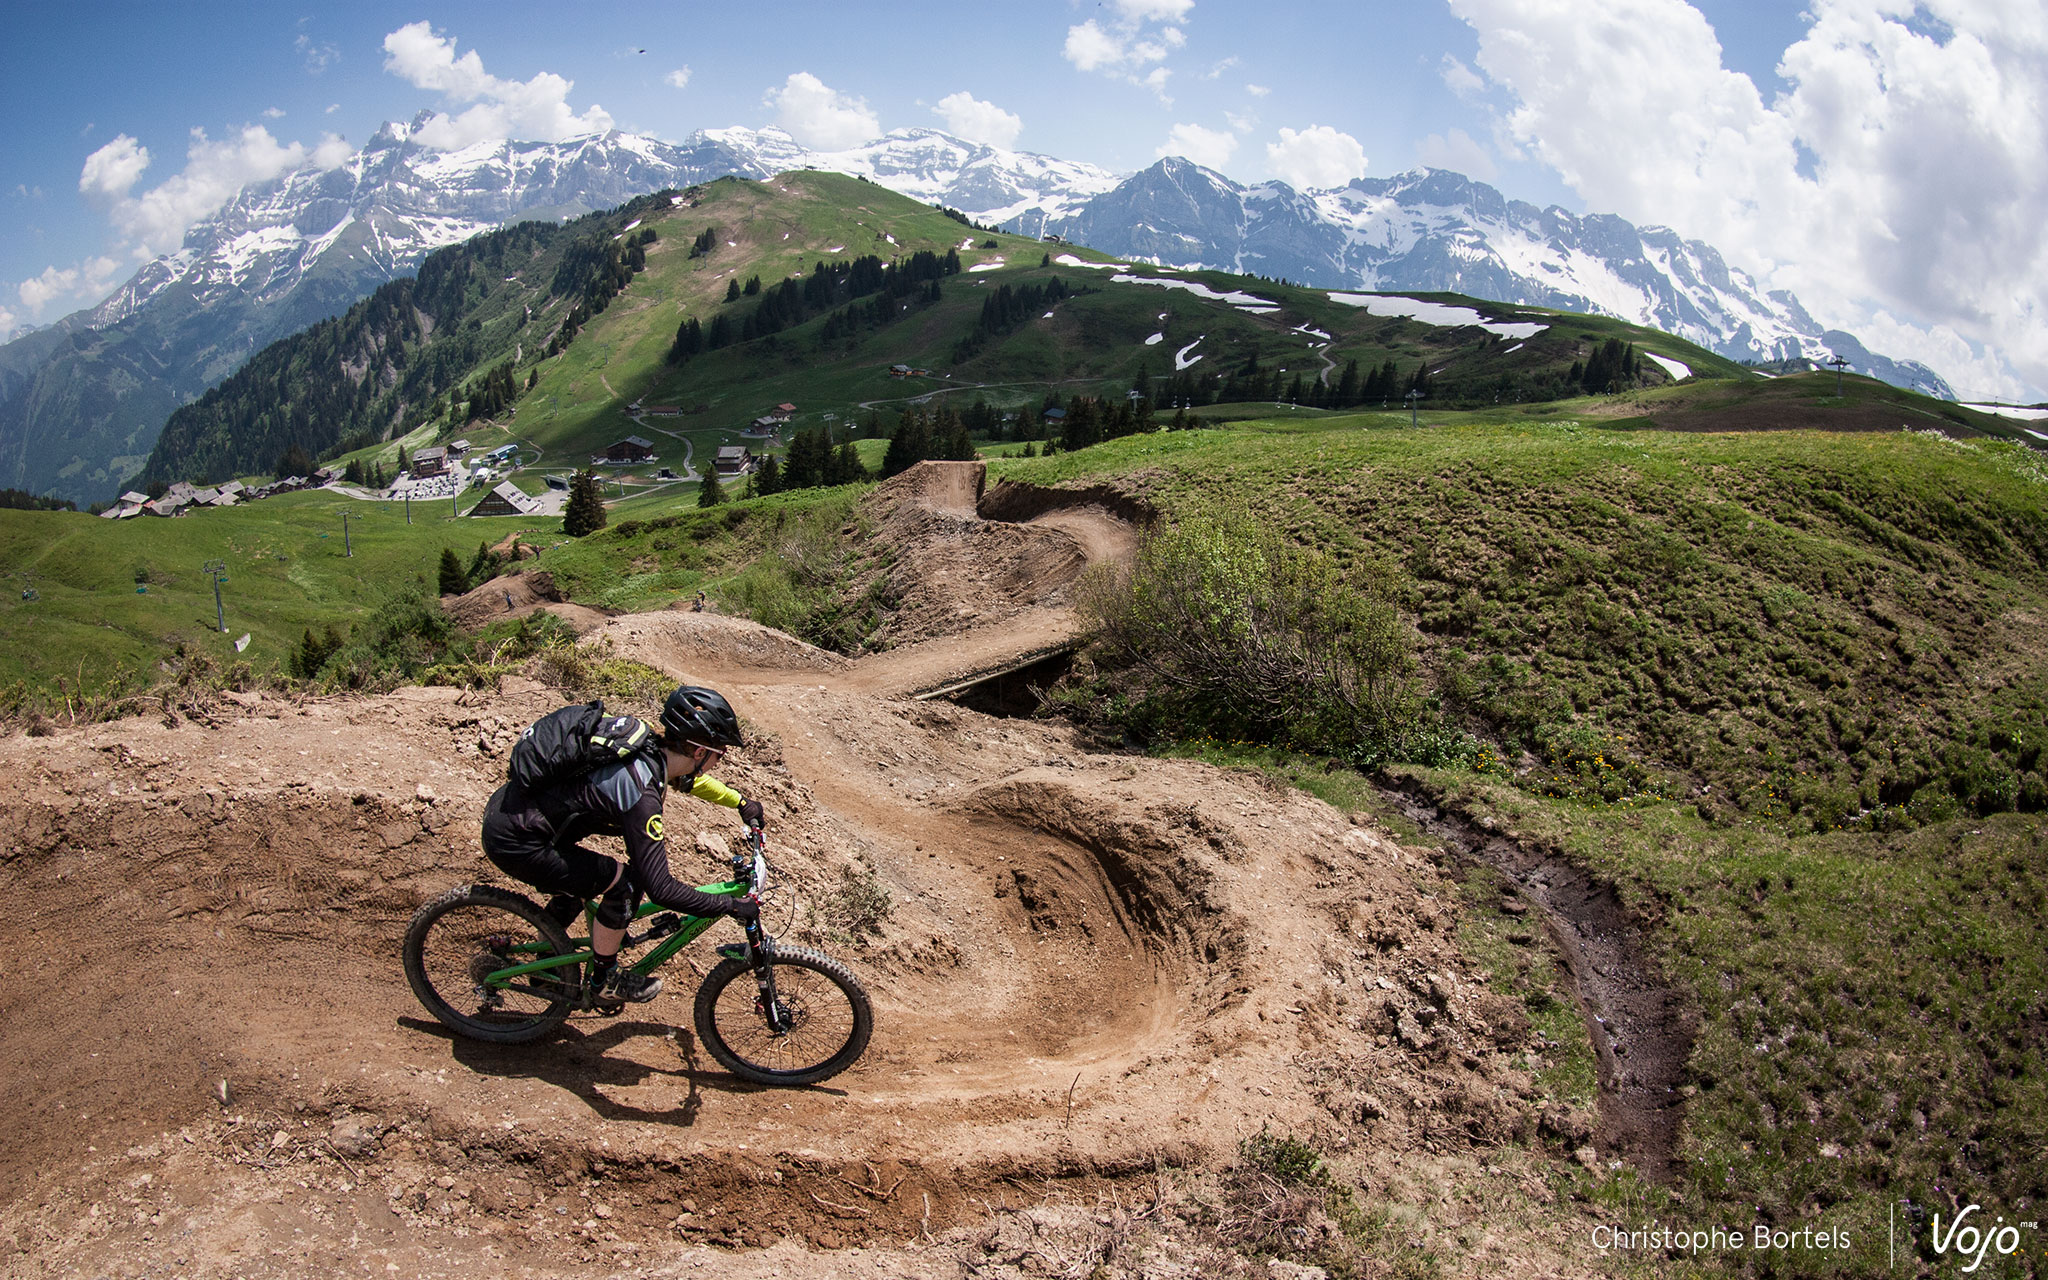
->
[5, 2, 2044, 398]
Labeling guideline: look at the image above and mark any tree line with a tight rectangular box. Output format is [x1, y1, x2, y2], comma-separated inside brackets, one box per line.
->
[139, 191, 678, 489]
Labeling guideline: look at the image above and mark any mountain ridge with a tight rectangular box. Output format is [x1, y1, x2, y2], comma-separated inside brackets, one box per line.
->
[3, 115, 1950, 503]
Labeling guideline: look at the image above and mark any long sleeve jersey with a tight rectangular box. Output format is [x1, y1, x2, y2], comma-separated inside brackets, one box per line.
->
[528, 751, 744, 917]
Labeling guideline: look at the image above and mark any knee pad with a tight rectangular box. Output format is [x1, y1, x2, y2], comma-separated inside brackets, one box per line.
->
[595, 876, 636, 930]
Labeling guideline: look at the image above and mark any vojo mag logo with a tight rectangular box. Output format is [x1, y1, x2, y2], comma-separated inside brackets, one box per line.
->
[1909, 1200, 2038, 1272]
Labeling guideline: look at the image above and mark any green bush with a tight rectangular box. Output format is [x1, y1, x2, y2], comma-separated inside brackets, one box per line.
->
[1075, 505, 1419, 759]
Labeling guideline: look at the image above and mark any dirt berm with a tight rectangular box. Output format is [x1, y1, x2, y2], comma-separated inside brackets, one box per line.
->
[0, 463, 1602, 1278]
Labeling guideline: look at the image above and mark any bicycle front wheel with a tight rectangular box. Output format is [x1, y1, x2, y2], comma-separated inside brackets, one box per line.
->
[402, 884, 580, 1044]
[693, 947, 872, 1086]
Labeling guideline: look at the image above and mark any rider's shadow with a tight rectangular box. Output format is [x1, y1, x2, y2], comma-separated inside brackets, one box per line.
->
[400, 1016, 759, 1126]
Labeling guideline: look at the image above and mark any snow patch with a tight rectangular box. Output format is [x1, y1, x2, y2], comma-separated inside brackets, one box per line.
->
[1641, 351, 1692, 381]
[1293, 323, 1332, 341]
[1055, 254, 1128, 269]
[621, 219, 642, 233]
[2025, 428, 2048, 442]
[968, 260, 1006, 273]
[959, 238, 975, 250]
[1042, 311, 1055, 319]
[1112, 273, 1280, 315]
[1175, 337, 1206, 370]
[1326, 292, 1547, 340]
[1963, 402, 2048, 421]
[826, 245, 845, 253]
[1145, 332, 1165, 345]
[1502, 343, 1524, 355]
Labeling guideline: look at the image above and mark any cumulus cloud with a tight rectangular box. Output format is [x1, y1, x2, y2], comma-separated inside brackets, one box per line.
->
[1265, 125, 1368, 190]
[382, 21, 612, 148]
[262, 106, 285, 120]
[934, 91, 1023, 149]
[79, 135, 151, 201]
[69, 123, 353, 293]
[770, 72, 880, 149]
[1448, 0, 2048, 395]
[665, 67, 692, 90]
[1416, 126, 1497, 180]
[16, 256, 119, 319]
[1158, 122, 1238, 170]
[1064, 2, 1189, 98]
[1064, 20, 1129, 72]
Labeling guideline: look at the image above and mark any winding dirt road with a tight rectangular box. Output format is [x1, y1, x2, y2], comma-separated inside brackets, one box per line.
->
[0, 463, 1609, 1279]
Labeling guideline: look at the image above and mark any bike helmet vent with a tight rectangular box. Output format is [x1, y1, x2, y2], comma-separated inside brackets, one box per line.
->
[660, 684, 744, 750]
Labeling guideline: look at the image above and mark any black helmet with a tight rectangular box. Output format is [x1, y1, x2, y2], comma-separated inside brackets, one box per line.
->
[660, 684, 744, 749]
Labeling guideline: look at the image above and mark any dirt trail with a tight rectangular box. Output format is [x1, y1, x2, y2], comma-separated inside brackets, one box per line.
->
[0, 461, 1619, 1278]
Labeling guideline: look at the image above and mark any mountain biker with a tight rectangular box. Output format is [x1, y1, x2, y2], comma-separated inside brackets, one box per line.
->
[480, 684, 766, 1006]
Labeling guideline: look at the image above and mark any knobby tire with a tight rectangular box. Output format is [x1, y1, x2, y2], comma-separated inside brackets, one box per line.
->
[402, 884, 579, 1044]
[693, 946, 872, 1086]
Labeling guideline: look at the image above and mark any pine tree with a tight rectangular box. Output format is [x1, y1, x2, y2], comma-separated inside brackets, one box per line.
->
[563, 469, 608, 536]
[438, 548, 467, 596]
[697, 467, 726, 508]
[725, 279, 741, 303]
[754, 453, 784, 496]
[466, 540, 496, 587]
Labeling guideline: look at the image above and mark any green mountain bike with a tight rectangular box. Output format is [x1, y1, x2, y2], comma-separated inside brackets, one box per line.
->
[401, 830, 872, 1086]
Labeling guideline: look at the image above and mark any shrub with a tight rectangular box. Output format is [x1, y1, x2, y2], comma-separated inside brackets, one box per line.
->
[1075, 504, 1418, 760]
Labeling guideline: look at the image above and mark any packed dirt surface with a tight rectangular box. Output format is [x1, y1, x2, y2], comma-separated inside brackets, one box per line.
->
[1, 463, 1619, 1278]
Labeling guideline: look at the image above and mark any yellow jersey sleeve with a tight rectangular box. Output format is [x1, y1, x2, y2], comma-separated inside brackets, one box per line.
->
[688, 773, 743, 808]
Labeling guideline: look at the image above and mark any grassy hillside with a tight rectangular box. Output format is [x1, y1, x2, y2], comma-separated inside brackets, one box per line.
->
[0, 495, 555, 694]
[1002, 413, 2048, 828]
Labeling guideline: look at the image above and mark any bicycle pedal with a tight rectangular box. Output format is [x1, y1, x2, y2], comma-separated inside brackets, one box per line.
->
[648, 912, 681, 937]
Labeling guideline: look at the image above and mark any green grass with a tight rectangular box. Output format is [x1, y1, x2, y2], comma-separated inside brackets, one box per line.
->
[1399, 767, 2047, 1271]
[0, 493, 550, 692]
[1001, 416, 2048, 828]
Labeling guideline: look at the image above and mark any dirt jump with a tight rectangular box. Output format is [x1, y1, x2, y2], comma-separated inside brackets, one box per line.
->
[0, 462, 1634, 1278]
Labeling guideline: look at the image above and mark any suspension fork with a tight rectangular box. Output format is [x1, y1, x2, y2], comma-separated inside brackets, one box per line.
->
[741, 916, 792, 1033]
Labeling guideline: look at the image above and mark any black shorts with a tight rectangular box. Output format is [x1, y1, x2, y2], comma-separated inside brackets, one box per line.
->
[480, 783, 616, 899]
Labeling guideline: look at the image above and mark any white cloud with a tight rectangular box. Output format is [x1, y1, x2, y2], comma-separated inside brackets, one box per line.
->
[1416, 126, 1497, 180]
[325, 103, 340, 114]
[1065, 2, 1192, 96]
[1204, 56, 1240, 79]
[1245, 83, 1271, 97]
[1064, 20, 1127, 72]
[1449, 0, 2048, 395]
[1440, 54, 1486, 101]
[19, 265, 79, 312]
[934, 92, 1023, 149]
[77, 125, 352, 265]
[262, 106, 285, 120]
[79, 135, 151, 200]
[15, 256, 119, 319]
[1158, 122, 1238, 170]
[665, 67, 692, 90]
[1114, 0, 1194, 20]
[382, 21, 612, 149]
[1265, 125, 1368, 190]
[769, 72, 880, 149]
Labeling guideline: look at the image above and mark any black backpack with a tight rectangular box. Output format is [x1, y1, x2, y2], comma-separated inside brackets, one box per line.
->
[508, 701, 656, 791]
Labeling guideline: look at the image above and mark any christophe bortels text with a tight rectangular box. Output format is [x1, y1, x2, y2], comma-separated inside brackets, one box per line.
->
[1590, 1223, 1851, 1256]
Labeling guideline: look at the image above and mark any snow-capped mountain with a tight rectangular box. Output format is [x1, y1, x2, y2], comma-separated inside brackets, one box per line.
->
[0, 116, 1121, 502]
[1037, 159, 1951, 398]
[0, 114, 1948, 504]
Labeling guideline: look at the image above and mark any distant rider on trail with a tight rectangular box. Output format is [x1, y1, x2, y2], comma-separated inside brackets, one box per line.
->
[480, 684, 766, 1006]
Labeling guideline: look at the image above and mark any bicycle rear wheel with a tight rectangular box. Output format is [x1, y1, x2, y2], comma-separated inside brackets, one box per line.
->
[403, 884, 580, 1044]
[693, 947, 872, 1086]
